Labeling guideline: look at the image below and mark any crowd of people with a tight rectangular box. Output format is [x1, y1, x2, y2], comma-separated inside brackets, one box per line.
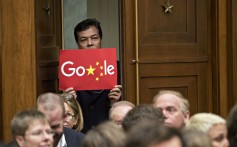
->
[2, 18, 237, 147]
[5, 89, 237, 147]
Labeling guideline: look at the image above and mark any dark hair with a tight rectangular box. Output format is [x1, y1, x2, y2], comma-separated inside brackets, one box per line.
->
[82, 121, 126, 147]
[125, 121, 186, 147]
[227, 104, 237, 147]
[74, 18, 103, 43]
[122, 104, 164, 132]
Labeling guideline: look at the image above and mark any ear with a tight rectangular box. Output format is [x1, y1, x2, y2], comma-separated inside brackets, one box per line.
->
[74, 116, 78, 125]
[184, 111, 190, 122]
[15, 135, 25, 147]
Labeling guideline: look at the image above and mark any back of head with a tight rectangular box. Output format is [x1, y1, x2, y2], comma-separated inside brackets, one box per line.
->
[74, 18, 102, 43]
[11, 109, 47, 138]
[125, 121, 186, 147]
[109, 100, 135, 119]
[82, 121, 126, 147]
[227, 104, 237, 147]
[186, 113, 226, 133]
[122, 104, 164, 132]
[37, 92, 65, 118]
[182, 129, 213, 147]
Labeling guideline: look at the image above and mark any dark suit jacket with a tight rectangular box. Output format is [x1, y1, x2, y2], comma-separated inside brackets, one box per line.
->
[77, 61, 121, 133]
[64, 127, 85, 147]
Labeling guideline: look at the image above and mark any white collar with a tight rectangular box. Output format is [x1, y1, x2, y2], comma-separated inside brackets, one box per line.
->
[57, 134, 67, 147]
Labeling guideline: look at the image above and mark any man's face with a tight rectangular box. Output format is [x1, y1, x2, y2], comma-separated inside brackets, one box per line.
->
[154, 94, 189, 129]
[37, 106, 64, 146]
[76, 26, 101, 49]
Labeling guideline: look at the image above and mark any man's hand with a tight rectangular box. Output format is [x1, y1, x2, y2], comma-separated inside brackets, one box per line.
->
[108, 85, 122, 104]
[64, 87, 77, 99]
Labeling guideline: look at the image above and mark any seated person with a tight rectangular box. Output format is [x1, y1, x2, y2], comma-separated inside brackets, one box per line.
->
[186, 113, 229, 147]
[227, 104, 237, 147]
[109, 100, 135, 126]
[82, 121, 126, 147]
[37, 92, 84, 147]
[122, 104, 164, 132]
[61, 93, 84, 132]
[182, 129, 213, 147]
[153, 90, 190, 129]
[10, 109, 54, 147]
[125, 121, 186, 147]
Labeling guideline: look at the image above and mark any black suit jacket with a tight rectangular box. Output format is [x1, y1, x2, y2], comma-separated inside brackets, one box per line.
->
[64, 127, 85, 147]
[77, 61, 121, 133]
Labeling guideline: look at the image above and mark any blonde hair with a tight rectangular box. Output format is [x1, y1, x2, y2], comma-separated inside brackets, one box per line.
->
[61, 93, 84, 131]
[186, 113, 226, 133]
[182, 129, 213, 147]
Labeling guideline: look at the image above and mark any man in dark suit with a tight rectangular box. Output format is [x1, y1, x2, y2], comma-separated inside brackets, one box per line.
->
[64, 18, 122, 133]
[37, 92, 84, 147]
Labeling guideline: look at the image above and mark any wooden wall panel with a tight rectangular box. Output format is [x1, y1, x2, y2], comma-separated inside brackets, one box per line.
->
[136, 0, 213, 114]
[35, 0, 61, 96]
[0, 0, 36, 142]
[227, 0, 237, 114]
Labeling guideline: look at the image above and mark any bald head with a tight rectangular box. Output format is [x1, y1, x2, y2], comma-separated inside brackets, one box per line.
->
[36, 92, 65, 146]
[37, 92, 65, 117]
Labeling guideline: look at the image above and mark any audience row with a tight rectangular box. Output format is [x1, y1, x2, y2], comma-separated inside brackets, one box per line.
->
[3, 90, 237, 147]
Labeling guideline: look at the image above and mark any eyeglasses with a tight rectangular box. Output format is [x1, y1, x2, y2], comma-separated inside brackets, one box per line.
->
[64, 113, 75, 121]
[61, 93, 74, 100]
[25, 129, 55, 137]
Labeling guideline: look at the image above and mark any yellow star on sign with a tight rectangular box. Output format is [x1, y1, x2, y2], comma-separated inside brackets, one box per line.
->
[100, 73, 103, 76]
[96, 62, 99, 66]
[100, 66, 103, 70]
[86, 65, 96, 75]
[96, 77, 99, 81]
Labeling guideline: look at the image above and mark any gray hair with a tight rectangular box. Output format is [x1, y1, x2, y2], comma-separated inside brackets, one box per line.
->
[37, 92, 65, 118]
[153, 90, 190, 114]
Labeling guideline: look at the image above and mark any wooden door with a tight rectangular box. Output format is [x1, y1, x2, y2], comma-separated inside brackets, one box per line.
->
[35, 0, 62, 95]
[122, 0, 218, 115]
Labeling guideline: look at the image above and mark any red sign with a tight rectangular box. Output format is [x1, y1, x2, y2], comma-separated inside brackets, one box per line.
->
[59, 48, 117, 90]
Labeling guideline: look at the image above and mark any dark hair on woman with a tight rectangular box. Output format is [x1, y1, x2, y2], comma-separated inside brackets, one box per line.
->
[227, 104, 237, 147]
[74, 18, 103, 43]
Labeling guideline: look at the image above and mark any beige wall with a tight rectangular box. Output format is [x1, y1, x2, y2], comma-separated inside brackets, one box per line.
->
[63, 0, 120, 59]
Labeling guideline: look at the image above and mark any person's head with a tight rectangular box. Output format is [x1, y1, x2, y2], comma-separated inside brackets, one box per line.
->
[227, 104, 237, 147]
[182, 129, 213, 147]
[122, 104, 164, 132]
[74, 18, 102, 49]
[109, 101, 135, 126]
[36, 92, 65, 146]
[61, 93, 84, 131]
[82, 121, 126, 147]
[153, 90, 190, 129]
[125, 121, 186, 147]
[11, 109, 54, 147]
[186, 113, 229, 147]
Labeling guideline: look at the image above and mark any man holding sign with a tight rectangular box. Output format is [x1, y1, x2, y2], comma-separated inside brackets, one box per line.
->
[63, 18, 122, 133]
